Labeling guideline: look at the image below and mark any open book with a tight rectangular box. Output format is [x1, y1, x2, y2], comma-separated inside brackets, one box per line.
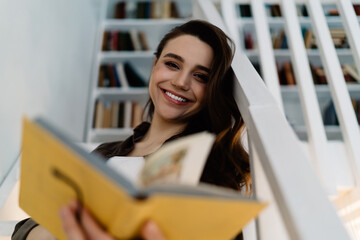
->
[19, 117, 266, 240]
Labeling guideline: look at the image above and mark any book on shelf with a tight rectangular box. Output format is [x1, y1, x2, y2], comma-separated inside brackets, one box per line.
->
[94, 101, 105, 128]
[102, 32, 108, 51]
[281, 62, 296, 85]
[170, 1, 179, 18]
[129, 29, 142, 51]
[114, 2, 126, 19]
[98, 66, 106, 87]
[98, 65, 121, 88]
[108, 65, 121, 87]
[102, 30, 149, 52]
[117, 102, 125, 128]
[98, 62, 147, 89]
[94, 101, 115, 129]
[296, 4, 308, 17]
[244, 32, 254, 49]
[110, 102, 120, 128]
[268, 4, 282, 17]
[123, 101, 133, 128]
[102, 101, 112, 128]
[114, 1, 181, 19]
[138, 31, 150, 51]
[124, 62, 147, 87]
[323, 98, 360, 125]
[272, 29, 286, 49]
[115, 62, 129, 88]
[343, 64, 360, 83]
[323, 101, 338, 125]
[306, 27, 348, 49]
[94, 100, 144, 129]
[151, 1, 163, 19]
[304, 29, 313, 49]
[20, 117, 266, 240]
[238, 4, 252, 17]
[310, 64, 327, 85]
[354, 4, 360, 16]
[327, 8, 339, 16]
[131, 102, 144, 128]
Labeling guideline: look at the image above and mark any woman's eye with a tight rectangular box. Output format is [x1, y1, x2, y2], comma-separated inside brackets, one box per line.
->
[165, 62, 179, 69]
[194, 73, 209, 83]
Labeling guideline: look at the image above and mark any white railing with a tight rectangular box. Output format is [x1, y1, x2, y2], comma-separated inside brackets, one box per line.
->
[1, 0, 358, 239]
[195, 0, 358, 239]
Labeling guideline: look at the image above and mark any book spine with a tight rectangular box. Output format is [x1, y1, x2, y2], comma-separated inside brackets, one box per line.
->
[129, 29, 142, 51]
[111, 101, 120, 128]
[131, 102, 143, 128]
[116, 63, 129, 88]
[124, 62, 147, 87]
[94, 101, 105, 128]
[123, 101, 133, 128]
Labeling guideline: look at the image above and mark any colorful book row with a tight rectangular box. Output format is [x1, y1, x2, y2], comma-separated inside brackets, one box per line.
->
[114, 1, 180, 19]
[93, 100, 143, 129]
[98, 62, 147, 88]
[244, 27, 349, 50]
[239, 4, 360, 18]
[277, 62, 360, 86]
[324, 98, 360, 126]
[102, 30, 149, 51]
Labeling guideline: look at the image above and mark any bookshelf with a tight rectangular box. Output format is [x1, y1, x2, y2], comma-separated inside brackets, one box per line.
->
[234, 2, 360, 140]
[85, 0, 192, 143]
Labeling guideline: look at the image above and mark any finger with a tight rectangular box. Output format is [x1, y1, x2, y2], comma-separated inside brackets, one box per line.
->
[59, 205, 85, 240]
[141, 221, 166, 240]
[81, 207, 114, 240]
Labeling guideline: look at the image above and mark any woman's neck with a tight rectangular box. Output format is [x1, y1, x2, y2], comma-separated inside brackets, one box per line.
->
[143, 115, 187, 145]
[128, 115, 187, 157]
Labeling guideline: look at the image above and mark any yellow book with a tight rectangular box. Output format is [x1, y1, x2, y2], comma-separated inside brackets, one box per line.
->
[19, 117, 267, 240]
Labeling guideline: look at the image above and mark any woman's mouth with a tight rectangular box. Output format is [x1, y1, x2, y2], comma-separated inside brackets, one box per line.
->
[162, 89, 190, 103]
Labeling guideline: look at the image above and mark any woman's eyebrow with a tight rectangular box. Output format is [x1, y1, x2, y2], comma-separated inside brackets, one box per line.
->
[163, 53, 210, 73]
[163, 53, 184, 62]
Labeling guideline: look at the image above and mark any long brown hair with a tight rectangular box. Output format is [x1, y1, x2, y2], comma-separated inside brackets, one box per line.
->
[145, 20, 250, 191]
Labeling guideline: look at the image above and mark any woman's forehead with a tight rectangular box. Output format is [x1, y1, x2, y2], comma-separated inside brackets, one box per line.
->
[160, 35, 214, 68]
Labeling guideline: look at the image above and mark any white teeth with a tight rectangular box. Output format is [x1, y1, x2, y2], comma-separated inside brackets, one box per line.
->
[165, 91, 187, 102]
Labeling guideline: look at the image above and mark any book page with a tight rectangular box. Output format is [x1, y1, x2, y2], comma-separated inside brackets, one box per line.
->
[139, 132, 215, 186]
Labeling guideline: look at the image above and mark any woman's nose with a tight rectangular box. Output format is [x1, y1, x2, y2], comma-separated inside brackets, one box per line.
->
[171, 72, 190, 90]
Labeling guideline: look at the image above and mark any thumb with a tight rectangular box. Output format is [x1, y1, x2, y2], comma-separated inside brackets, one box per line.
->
[141, 221, 166, 240]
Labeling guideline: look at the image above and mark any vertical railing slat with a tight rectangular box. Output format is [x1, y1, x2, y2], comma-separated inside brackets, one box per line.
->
[280, 0, 333, 193]
[307, 0, 360, 186]
[251, 0, 285, 112]
[337, 0, 360, 87]
[250, 140, 289, 240]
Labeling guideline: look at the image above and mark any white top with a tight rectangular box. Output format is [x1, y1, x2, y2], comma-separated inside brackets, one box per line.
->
[106, 156, 145, 184]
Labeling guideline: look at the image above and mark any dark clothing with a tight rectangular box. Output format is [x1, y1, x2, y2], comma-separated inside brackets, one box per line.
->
[94, 122, 151, 158]
[11, 218, 38, 240]
[12, 122, 243, 240]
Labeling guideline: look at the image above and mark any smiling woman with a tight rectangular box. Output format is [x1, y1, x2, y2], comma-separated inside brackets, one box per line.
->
[12, 20, 250, 240]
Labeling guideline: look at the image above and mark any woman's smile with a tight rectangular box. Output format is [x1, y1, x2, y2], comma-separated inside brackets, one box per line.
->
[161, 88, 191, 105]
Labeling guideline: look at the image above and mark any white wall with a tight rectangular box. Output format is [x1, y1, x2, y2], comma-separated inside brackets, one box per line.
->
[0, 0, 101, 181]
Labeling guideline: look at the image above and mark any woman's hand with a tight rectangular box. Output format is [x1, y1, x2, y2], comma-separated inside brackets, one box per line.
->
[59, 200, 166, 240]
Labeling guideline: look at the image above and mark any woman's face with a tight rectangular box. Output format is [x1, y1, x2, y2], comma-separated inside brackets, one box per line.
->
[149, 34, 213, 123]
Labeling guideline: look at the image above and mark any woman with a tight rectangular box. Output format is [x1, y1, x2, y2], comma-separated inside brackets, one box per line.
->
[12, 19, 250, 240]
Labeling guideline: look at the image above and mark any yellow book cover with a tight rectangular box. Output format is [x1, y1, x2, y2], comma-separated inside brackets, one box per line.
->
[19, 117, 267, 240]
